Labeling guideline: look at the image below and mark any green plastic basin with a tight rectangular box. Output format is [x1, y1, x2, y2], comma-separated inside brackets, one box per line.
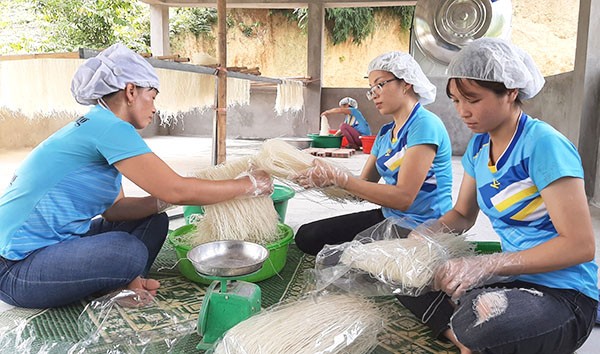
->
[308, 133, 342, 148]
[168, 223, 294, 284]
[473, 241, 502, 254]
[183, 184, 295, 224]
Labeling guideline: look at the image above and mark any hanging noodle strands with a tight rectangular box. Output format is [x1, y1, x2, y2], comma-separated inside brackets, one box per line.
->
[213, 294, 383, 354]
[252, 139, 356, 202]
[227, 77, 250, 107]
[274, 79, 303, 116]
[185, 158, 280, 247]
[339, 233, 475, 295]
[319, 115, 331, 136]
[0, 59, 88, 117]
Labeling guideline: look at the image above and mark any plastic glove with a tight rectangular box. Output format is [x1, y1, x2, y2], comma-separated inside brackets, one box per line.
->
[294, 159, 350, 189]
[235, 168, 274, 197]
[433, 252, 521, 301]
[156, 198, 175, 213]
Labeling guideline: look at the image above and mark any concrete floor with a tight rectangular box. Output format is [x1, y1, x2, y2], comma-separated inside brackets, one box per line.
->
[0, 135, 599, 351]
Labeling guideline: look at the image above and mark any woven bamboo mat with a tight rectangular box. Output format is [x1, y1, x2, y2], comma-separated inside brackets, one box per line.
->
[0, 241, 458, 353]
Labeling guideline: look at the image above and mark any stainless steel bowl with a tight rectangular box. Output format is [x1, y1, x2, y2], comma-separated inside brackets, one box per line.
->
[414, 0, 493, 64]
[275, 137, 313, 149]
[187, 240, 269, 277]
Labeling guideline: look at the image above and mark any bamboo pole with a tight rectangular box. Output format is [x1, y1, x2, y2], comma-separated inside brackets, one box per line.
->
[214, 0, 228, 165]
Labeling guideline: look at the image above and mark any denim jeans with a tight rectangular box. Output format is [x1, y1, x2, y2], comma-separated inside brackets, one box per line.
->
[397, 280, 598, 354]
[0, 213, 169, 308]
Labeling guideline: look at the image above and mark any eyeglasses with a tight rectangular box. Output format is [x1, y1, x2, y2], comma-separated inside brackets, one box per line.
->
[366, 78, 400, 101]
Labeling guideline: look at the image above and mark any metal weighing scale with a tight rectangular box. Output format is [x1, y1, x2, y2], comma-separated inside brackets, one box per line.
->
[187, 240, 269, 350]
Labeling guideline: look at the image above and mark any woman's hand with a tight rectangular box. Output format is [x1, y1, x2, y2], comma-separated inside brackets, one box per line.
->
[434, 253, 521, 301]
[236, 168, 274, 197]
[293, 159, 350, 189]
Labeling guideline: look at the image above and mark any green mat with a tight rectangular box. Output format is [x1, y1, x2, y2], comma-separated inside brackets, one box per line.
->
[0, 241, 458, 353]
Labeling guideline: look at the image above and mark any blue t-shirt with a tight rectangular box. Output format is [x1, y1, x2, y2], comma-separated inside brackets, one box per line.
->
[462, 113, 598, 300]
[371, 103, 453, 223]
[345, 107, 371, 136]
[0, 105, 152, 260]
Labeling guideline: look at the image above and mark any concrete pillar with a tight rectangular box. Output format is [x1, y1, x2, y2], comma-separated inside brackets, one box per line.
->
[305, 3, 324, 133]
[573, 0, 600, 202]
[149, 5, 170, 56]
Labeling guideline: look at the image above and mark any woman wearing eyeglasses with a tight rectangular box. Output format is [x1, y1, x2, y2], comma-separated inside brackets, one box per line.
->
[294, 51, 453, 256]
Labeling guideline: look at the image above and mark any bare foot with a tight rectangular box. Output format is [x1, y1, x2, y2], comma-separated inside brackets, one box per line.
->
[444, 328, 473, 354]
[127, 276, 160, 296]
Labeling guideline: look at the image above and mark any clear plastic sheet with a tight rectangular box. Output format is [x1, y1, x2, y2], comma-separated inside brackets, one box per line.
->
[208, 292, 384, 354]
[0, 289, 197, 353]
[314, 217, 477, 297]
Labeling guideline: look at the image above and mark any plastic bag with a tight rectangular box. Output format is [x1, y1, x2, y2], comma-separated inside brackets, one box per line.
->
[209, 292, 384, 354]
[314, 217, 476, 297]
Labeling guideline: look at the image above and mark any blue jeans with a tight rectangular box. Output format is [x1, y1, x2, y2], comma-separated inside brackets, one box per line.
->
[397, 281, 598, 354]
[0, 213, 169, 308]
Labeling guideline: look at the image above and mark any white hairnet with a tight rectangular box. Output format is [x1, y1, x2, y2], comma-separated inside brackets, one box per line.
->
[446, 38, 545, 100]
[71, 43, 160, 105]
[339, 97, 358, 108]
[367, 51, 436, 105]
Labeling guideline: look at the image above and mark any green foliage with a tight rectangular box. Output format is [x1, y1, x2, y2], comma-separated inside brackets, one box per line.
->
[326, 8, 374, 45]
[384, 6, 415, 30]
[274, 6, 414, 45]
[238, 21, 262, 37]
[32, 0, 150, 52]
[170, 7, 217, 37]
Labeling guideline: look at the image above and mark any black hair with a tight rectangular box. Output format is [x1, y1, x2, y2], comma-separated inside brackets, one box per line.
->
[446, 78, 522, 106]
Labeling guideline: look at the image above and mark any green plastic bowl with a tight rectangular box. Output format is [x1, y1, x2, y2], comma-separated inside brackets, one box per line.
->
[308, 133, 342, 148]
[473, 241, 502, 254]
[182, 184, 295, 224]
[168, 223, 294, 284]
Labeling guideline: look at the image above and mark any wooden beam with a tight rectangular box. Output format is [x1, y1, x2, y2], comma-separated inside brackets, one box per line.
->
[0, 52, 80, 61]
[215, 0, 227, 165]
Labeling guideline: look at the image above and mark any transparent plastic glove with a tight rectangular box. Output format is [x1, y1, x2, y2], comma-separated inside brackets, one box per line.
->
[433, 252, 521, 301]
[156, 198, 175, 213]
[294, 159, 350, 189]
[235, 168, 274, 197]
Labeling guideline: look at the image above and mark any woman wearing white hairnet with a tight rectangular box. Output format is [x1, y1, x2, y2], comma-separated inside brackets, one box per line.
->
[0, 44, 273, 308]
[398, 38, 598, 354]
[320, 96, 371, 149]
[294, 51, 453, 256]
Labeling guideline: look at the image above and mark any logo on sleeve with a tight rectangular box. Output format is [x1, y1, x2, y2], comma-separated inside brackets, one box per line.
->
[75, 117, 89, 127]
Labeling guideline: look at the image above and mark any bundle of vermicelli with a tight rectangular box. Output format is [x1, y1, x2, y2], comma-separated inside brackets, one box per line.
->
[274, 79, 303, 115]
[185, 158, 280, 246]
[212, 294, 383, 354]
[0, 59, 88, 117]
[339, 233, 475, 296]
[319, 115, 331, 136]
[252, 139, 356, 202]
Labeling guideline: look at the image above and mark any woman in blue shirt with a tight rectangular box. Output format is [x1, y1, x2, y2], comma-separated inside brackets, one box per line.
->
[0, 44, 273, 308]
[400, 38, 598, 354]
[321, 97, 371, 149]
[294, 51, 453, 256]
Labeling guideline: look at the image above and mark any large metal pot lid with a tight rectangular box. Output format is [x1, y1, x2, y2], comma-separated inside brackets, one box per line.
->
[414, 0, 493, 65]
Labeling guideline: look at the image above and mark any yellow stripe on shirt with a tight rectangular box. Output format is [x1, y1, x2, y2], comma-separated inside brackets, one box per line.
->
[511, 196, 545, 221]
[494, 185, 538, 212]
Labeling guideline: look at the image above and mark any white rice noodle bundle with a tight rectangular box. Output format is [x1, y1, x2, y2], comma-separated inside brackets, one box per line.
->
[274, 79, 303, 115]
[188, 158, 280, 246]
[155, 68, 215, 125]
[319, 115, 331, 136]
[0, 59, 88, 117]
[212, 294, 383, 354]
[339, 233, 474, 296]
[227, 77, 250, 107]
[253, 139, 356, 202]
